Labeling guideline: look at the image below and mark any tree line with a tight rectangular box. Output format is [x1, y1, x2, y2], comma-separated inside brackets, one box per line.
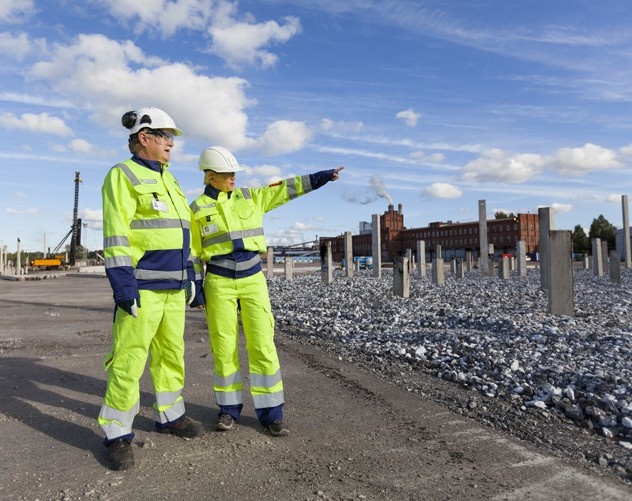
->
[494, 211, 617, 256]
[572, 215, 617, 255]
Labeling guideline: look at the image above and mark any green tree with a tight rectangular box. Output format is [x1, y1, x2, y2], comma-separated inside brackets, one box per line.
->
[588, 214, 617, 249]
[571, 224, 590, 254]
[494, 211, 516, 219]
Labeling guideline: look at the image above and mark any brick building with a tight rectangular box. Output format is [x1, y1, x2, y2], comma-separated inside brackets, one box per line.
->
[320, 204, 539, 263]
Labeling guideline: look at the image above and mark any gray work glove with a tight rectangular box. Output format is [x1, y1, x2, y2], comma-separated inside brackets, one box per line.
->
[116, 298, 140, 318]
[185, 281, 195, 306]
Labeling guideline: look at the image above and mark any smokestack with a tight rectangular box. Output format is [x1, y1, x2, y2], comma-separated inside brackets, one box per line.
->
[388, 204, 394, 212]
[398, 203, 402, 215]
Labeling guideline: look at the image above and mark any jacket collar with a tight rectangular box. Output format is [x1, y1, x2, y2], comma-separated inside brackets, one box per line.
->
[204, 185, 233, 200]
[132, 154, 165, 173]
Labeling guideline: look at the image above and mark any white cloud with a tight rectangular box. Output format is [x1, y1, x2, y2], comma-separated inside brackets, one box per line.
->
[78, 207, 103, 231]
[258, 120, 312, 156]
[424, 182, 462, 199]
[236, 163, 284, 187]
[551, 143, 622, 176]
[100, 0, 212, 37]
[0, 31, 36, 60]
[320, 118, 364, 133]
[97, 1, 301, 70]
[0, 92, 74, 108]
[410, 150, 445, 163]
[0, 112, 72, 136]
[68, 139, 95, 154]
[461, 148, 547, 184]
[5, 207, 39, 216]
[551, 202, 573, 213]
[620, 144, 632, 156]
[26, 33, 255, 150]
[65, 138, 122, 158]
[79, 208, 103, 223]
[266, 221, 321, 246]
[249, 163, 283, 179]
[320, 118, 334, 131]
[207, 1, 301, 70]
[396, 108, 420, 127]
[606, 194, 624, 203]
[0, 0, 35, 23]
[569, 193, 595, 201]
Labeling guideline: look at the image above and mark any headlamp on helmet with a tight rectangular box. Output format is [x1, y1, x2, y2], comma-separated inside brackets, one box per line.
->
[121, 106, 183, 136]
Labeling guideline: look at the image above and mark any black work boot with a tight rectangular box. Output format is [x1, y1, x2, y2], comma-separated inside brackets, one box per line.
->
[157, 416, 205, 438]
[268, 419, 289, 437]
[106, 438, 134, 471]
[215, 413, 235, 431]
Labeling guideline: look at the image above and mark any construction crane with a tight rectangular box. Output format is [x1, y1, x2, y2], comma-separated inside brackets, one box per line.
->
[52, 171, 82, 266]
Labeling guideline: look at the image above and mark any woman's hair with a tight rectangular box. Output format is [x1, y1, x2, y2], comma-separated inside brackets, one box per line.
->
[203, 170, 214, 186]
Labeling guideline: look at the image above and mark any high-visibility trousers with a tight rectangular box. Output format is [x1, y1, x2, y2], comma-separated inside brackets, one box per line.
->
[98, 288, 187, 440]
[204, 271, 284, 423]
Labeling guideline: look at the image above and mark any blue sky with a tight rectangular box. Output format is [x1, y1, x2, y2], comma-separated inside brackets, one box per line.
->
[2, 0, 632, 254]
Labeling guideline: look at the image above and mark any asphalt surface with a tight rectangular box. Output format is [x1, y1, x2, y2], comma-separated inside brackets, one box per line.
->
[1, 273, 631, 500]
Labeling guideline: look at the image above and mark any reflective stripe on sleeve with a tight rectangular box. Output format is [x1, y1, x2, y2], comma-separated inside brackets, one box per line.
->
[301, 174, 313, 193]
[104, 235, 130, 248]
[105, 255, 133, 268]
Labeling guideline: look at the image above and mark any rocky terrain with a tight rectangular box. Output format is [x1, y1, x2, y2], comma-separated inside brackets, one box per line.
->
[268, 266, 632, 482]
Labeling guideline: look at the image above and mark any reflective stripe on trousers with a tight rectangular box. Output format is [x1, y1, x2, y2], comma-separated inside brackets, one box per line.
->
[205, 271, 284, 411]
[98, 288, 187, 439]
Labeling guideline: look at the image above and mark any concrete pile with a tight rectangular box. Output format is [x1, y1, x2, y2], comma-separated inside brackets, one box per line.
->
[268, 267, 632, 444]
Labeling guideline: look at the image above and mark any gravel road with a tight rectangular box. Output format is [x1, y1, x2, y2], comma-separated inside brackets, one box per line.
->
[0, 273, 631, 501]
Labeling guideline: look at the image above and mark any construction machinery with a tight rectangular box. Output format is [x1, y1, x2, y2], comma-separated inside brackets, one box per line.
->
[40, 172, 82, 267]
[31, 256, 64, 270]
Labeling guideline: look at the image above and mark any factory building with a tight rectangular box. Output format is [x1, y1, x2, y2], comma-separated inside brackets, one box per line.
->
[320, 204, 539, 263]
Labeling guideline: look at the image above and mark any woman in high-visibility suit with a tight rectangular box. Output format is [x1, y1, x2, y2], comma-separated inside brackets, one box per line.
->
[99, 107, 205, 471]
[189, 146, 343, 436]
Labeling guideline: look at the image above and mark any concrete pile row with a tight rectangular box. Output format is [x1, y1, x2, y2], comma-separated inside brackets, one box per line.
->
[268, 267, 632, 444]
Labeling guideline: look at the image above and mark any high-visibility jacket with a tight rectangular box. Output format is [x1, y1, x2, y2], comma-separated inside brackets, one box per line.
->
[189, 170, 335, 284]
[102, 157, 199, 302]
[188, 170, 335, 426]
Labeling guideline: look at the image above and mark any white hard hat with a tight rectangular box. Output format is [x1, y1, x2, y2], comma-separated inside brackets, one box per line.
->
[121, 107, 183, 136]
[198, 146, 244, 172]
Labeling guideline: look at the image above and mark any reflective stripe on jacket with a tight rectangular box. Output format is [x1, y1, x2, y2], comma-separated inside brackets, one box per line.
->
[190, 170, 334, 276]
[102, 158, 196, 302]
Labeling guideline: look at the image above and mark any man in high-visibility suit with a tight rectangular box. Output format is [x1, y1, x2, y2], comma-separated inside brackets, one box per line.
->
[99, 107, 205, 471]
[189, 146, 343, 436]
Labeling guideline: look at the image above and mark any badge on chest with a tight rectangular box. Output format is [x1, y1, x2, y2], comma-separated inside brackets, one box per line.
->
[202, 223, 218, 235]
[152, 198, 168, 212]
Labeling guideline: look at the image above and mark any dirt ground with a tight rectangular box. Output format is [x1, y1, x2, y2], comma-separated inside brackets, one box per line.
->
[1, 274, 631, 501]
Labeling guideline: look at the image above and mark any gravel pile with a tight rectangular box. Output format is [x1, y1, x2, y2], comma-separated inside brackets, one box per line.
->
[268, 266, 632, 479]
